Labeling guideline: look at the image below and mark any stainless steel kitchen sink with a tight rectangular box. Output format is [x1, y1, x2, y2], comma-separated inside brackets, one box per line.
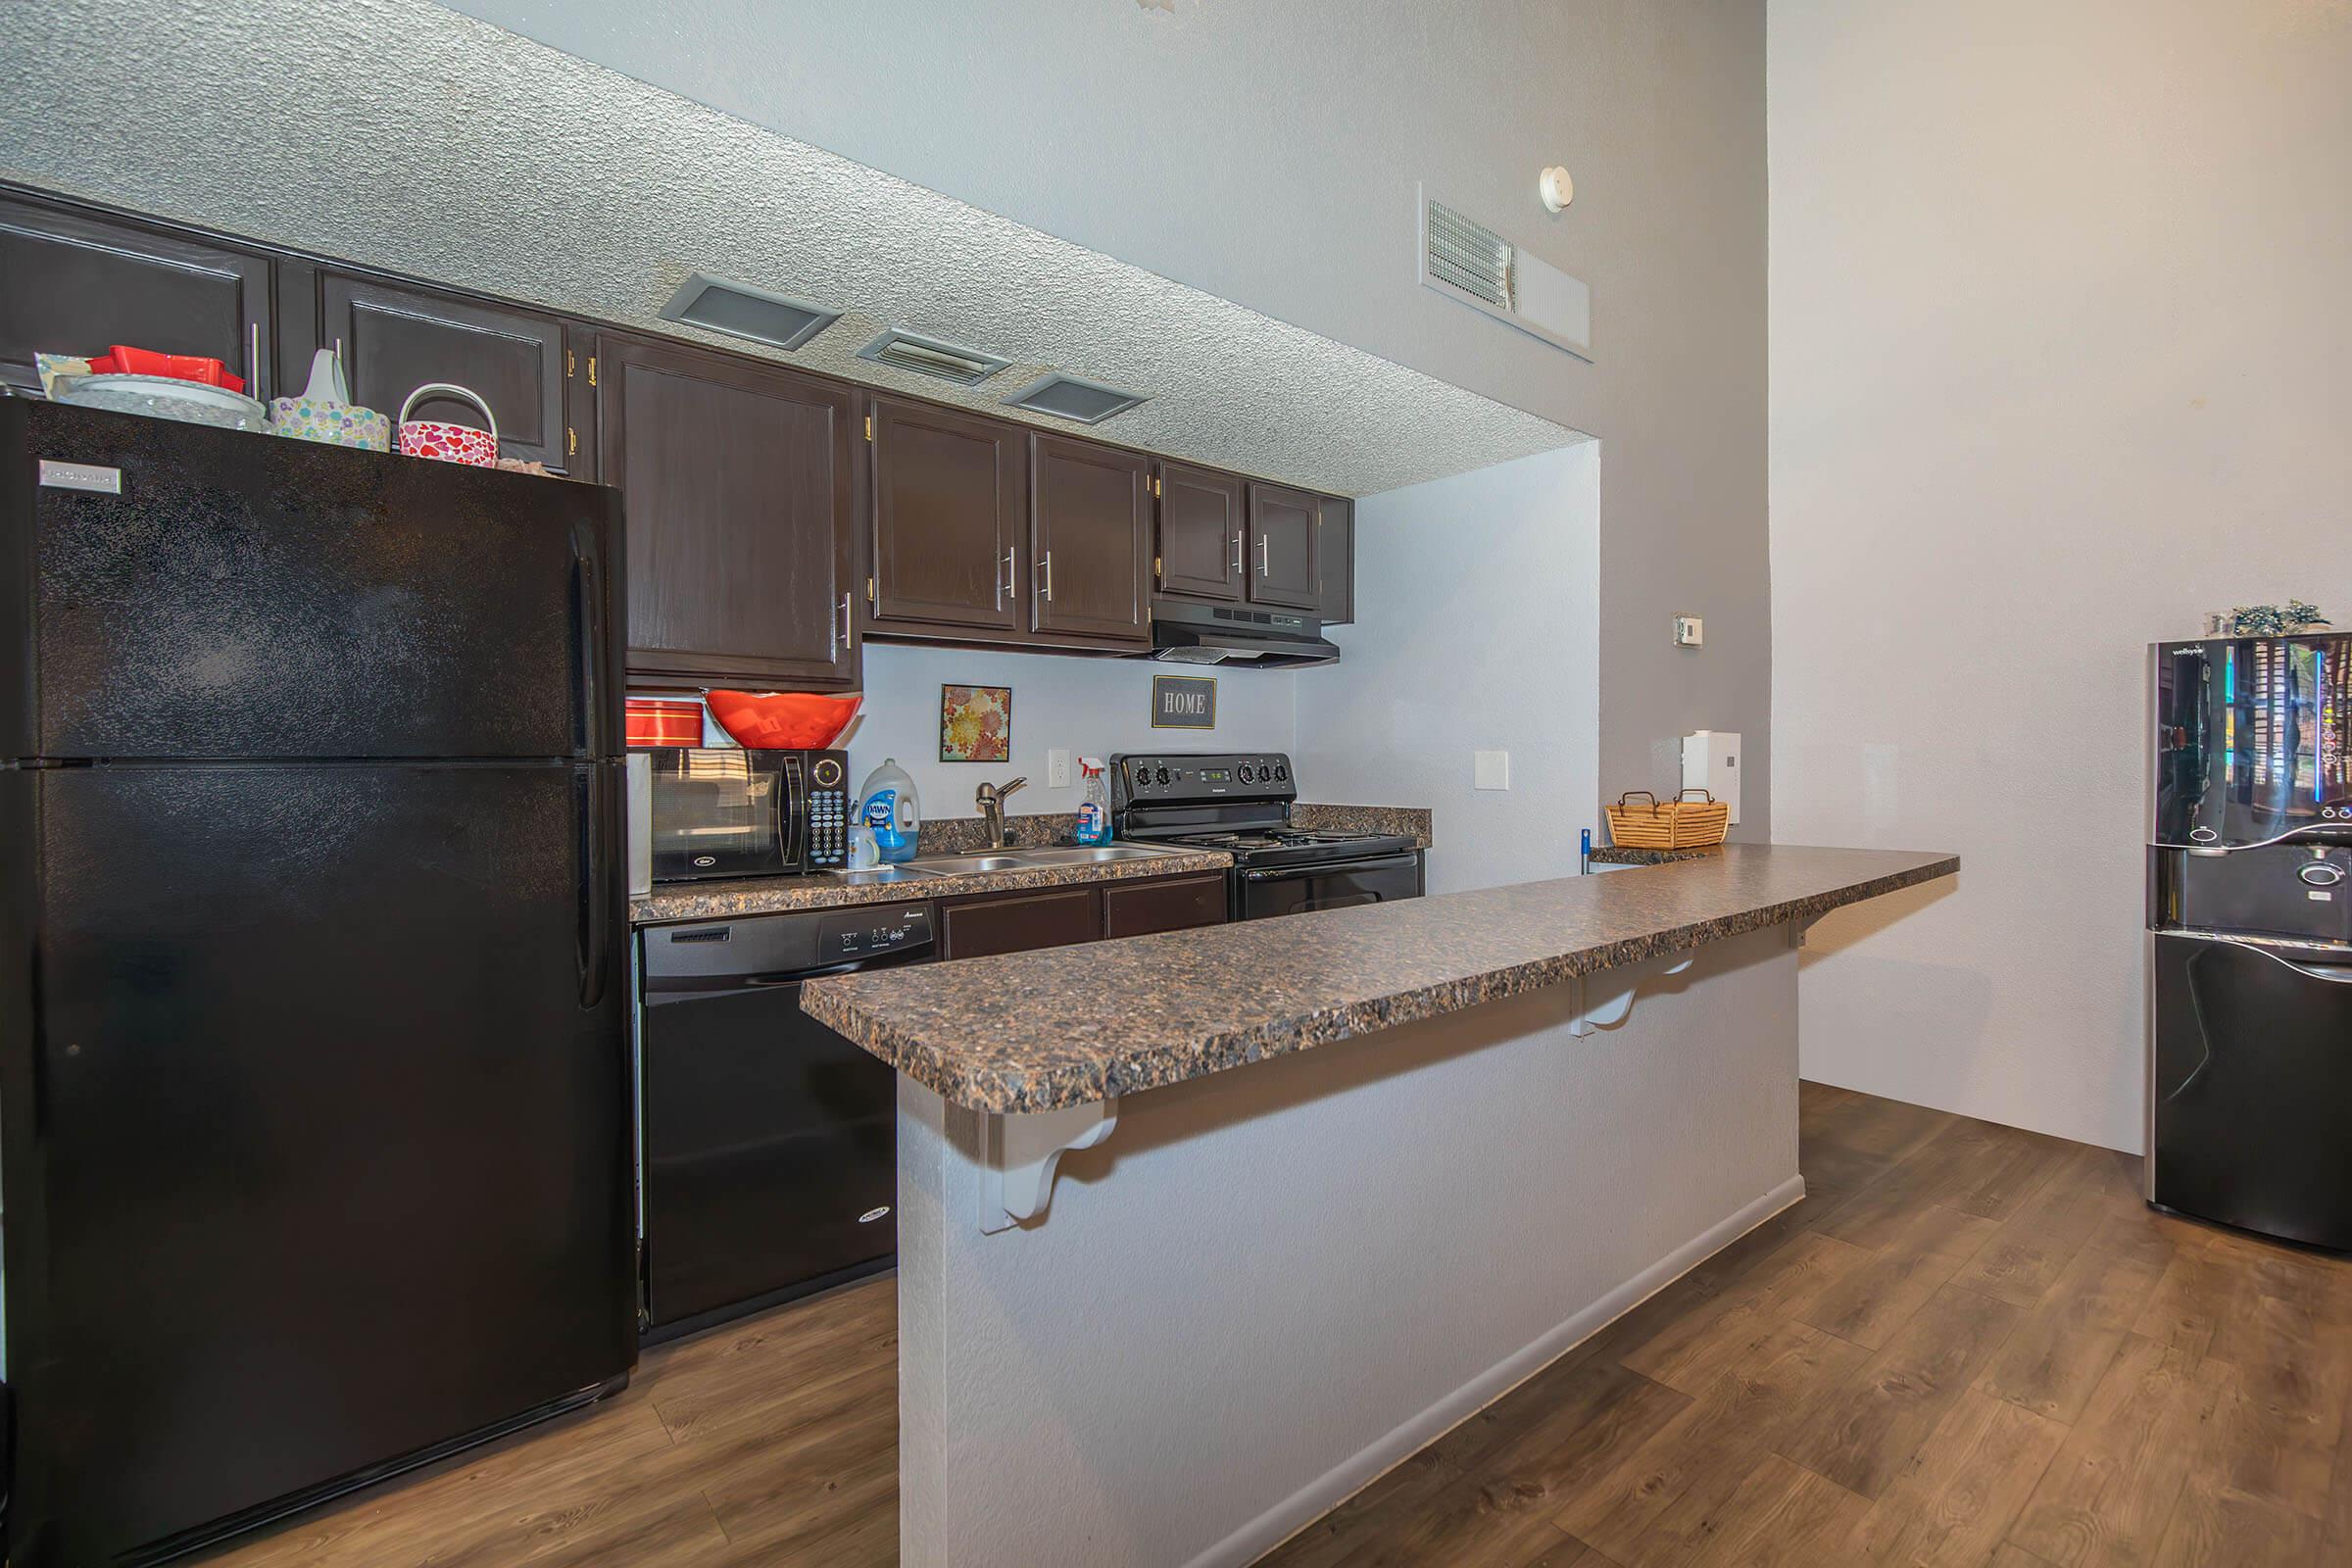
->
[1004, 845, 1183, 865]
[902, 854, 1034, 875]
[825, 864, 945, 885]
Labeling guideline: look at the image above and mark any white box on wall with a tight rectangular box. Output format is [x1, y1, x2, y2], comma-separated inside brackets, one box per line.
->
[1682, 731, 1740, 825]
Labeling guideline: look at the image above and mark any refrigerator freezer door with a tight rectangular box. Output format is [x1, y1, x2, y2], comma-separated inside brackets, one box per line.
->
[2151, 931, 2352, 1250]
[1, 399, 622, 762]
[3, 761, 632, 1563]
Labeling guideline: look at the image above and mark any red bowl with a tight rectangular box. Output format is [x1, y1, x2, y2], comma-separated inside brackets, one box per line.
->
[94, 345, 245, 394]
[705, 691, 862, 751]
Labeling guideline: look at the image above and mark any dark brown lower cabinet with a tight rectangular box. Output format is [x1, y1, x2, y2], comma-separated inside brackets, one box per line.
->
[939, 884, 1102, 960]
[939, 869, 1229, 959]
[1102, 873, 1227, 938]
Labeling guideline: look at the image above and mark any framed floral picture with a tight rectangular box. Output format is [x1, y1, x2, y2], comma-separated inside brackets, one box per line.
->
[939, 684, 1012, 762]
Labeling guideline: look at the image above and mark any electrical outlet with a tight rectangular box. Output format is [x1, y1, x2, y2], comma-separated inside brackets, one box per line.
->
[1673, 614, 1704, 648]
[1047, 749, 1072, 789]
[1474, 750, 1511, 791]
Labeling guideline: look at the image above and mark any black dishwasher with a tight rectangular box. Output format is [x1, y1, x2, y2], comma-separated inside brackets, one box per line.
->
[639, 902, 931, 1337]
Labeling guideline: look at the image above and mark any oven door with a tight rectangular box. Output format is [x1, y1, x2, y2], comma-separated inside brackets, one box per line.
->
[1239, 851, 1426, 920]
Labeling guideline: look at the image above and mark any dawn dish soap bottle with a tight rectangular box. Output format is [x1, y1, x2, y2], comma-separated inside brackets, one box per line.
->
[1073, 757, 1112, 847]
[856, 757, 922, 863]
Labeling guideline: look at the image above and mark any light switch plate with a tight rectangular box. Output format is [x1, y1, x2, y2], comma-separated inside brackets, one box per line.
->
[1047, 749, 1072, 789]
[1474, 750, 1511, 791]
[1673, 614, 1704, 648]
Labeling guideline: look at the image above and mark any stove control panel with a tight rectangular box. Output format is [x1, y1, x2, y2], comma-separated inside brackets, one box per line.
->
[1112, 752, 1295, 808]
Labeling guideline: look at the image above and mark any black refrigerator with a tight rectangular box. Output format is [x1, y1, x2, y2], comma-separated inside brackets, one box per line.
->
[0, 400, 635, 1564]
[2148, 633, 2352, 1250]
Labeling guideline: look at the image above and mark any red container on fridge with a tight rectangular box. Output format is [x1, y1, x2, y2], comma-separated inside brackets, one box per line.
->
[625, 698, 705, 749]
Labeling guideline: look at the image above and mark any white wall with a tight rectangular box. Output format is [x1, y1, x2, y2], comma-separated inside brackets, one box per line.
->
[437, 0, 1773, 839]
[846, 643, 1296, 825]
[897, 928, 1800, 1568]
[1296, 446, 1602, 894]
[1768, 0, 2352, 1151]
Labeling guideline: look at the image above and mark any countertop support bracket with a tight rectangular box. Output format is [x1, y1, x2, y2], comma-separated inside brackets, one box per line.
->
[981, 1098, 1119, 1234]
[1570, 953, 1696, 1036]
[1788, 915, 1826, 949]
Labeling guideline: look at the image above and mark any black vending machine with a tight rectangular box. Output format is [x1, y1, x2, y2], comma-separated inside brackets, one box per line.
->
[2148, 632, 2352, 1250]
[0, 400, 636, 1563]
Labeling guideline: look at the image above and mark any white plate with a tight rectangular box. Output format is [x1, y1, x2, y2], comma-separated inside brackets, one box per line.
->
[76, 374, 268, 418]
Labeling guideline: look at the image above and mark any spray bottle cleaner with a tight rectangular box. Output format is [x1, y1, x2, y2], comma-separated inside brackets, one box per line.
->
[1074, 757, 1112, 847]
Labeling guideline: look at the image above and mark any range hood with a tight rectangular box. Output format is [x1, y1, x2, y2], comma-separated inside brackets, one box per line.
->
[1149, 599, 1339, 667]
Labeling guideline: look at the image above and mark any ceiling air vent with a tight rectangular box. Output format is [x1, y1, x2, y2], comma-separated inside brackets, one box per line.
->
[1000, 371, 1150, 425]
[658, 272, 840, 352]
[855, 328, 1009, 387]
[1416, 184, 1592, 362]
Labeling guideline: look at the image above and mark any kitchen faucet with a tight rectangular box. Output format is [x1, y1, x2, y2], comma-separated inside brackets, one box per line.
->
[975, 776, 1028, 850]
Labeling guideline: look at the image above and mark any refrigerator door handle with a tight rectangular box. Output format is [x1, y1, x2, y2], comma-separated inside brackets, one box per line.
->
[578, 766, 613, 1009]
[570, 523, 606, 759]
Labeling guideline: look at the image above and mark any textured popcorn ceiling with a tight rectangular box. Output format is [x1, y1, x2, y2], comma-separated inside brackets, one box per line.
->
[0, 0, 1583, 497]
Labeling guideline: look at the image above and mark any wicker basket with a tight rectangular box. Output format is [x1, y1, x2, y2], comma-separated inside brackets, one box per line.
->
[1605, 789, 1731, 850]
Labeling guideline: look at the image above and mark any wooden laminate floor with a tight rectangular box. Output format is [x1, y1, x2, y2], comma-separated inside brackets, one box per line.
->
[200, 1086, 2352, 1567]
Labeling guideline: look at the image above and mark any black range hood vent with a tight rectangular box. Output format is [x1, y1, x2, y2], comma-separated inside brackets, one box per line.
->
[1149, 599, 1339, 667]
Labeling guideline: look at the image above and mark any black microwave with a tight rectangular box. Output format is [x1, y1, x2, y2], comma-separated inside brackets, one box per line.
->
[645, 748, 850, 882]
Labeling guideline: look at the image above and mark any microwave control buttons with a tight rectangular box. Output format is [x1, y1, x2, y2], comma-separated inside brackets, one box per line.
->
[812, 757, 844, 787]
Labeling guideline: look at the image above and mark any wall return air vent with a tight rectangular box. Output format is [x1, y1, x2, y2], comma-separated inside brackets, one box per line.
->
[1416, 185, 1592, 361]
[855, 328, 1010, 387]
[658, 272, 841, 352]
[1001, 371, 1151, 425]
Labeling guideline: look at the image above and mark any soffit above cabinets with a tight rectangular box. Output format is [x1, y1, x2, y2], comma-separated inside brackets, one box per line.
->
[0, 0, 1586, 499]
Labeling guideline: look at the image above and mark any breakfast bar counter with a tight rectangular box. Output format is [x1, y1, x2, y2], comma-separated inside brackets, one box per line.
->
[802, 844, 1956, 1112]
[807, 844, 1957, 1568]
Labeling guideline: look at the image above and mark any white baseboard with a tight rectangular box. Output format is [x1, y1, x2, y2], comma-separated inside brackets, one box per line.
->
[1183, 1172, 1809, 1568]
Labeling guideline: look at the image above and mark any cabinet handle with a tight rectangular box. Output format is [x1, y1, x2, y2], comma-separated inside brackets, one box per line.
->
[1001, 546, 1016, 608]
[1257, 535, 1270, 576]
[1038, 551, 1054, 603]
[567, 426, 577, 458]
[838, 591, 855, 658]
[250, 322, 262, 401]
[1231, 532, 1243, 575]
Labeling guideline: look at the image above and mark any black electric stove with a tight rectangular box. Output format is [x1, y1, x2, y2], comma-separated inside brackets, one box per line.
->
[1110, 752, 1425, 919]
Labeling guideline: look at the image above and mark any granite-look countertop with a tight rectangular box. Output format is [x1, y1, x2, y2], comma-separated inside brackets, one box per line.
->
[802, 844, 1957, 1114]
[630, 846, 1232, 924]
[1290, 803, 1434, 848]
[1589, 845, 1722, 866]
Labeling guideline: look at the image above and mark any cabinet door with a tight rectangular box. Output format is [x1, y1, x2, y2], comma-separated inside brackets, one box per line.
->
[0, 194, 272, 399]
[939, 886, 1102, 960]
[321, 273, 573, 473]
[1316, 496, 1355, 625]
[1030, 434, 1150, 645]
[1247, 482, 1323, 610]
[599, 333, 858, 691]
[869, 397, 1027, 634]
[1154, 462, 1245, 603]
[1102, 873, 1228, 939]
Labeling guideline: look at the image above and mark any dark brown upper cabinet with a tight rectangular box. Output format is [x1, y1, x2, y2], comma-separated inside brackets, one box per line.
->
[868, 397, 1028, 635]
[1246, 482, 1322, 610]
[1154, 461, 1246, 603]
[1317, 495, 1355, 626]
[597, 332, 858, 691]
[320, 272, 573, 474]
[1028, 434, 1151, 646]
[0, 193, 273, 400]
